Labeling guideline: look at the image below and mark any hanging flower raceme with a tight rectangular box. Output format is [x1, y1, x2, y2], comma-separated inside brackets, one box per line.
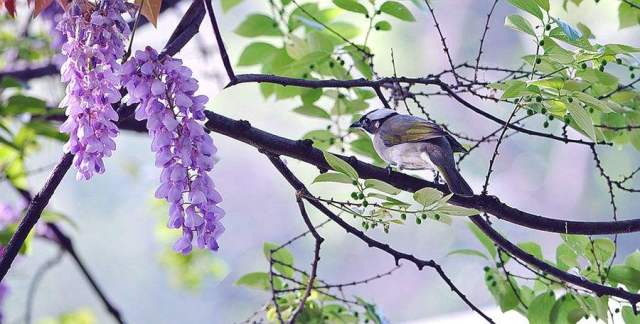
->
[122, 47, 224, 254]
[57, 0, 131, 180]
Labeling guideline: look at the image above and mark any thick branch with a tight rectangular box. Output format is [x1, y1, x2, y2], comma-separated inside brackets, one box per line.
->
[0, 153, 73, 282]
[201, 110, 640, 235]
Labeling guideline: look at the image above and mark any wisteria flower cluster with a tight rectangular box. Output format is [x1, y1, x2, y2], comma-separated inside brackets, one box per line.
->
[122, 47, 224, 254]
[57, 0, 131, 180]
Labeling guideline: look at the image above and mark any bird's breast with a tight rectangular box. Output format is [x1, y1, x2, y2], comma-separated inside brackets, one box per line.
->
[373, 136, 434, 170]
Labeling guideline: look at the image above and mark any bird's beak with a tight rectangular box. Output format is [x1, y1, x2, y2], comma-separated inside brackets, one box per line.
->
[350, 120, 362, 129]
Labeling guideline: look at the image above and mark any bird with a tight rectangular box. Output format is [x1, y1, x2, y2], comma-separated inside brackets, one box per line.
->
[350, 108, 473, 197]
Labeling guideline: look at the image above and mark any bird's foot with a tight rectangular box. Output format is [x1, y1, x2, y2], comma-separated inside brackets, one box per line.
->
[385, 165, 393, 177]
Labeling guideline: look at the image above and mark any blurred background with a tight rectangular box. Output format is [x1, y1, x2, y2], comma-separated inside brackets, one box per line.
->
[2, 0, 640, 322]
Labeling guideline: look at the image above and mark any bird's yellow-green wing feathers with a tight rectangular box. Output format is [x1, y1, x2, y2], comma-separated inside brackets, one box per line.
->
[379, 117, 446, 146]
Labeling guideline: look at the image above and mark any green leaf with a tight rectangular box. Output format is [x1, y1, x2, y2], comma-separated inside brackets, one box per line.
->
[619, 2, 640, 29]
[235, 14, 282, 37]
[534, 0, 550, 11]
[566, 100, 596, 141]
[586, 238, 615, 265]
[313, 172, 354, 184]
[4, 95, 47, 115]
[622, 306, 640, 324]
[608, 265, 640, 291]
[625, 250, 640, 272]
[517, 241, 543, 259]
[561, 234, 589, 255]
[364, 179, 401, 195]
[379, 1, 415, 21]
[39, 309, 96, 324]
[554, 18, 582, 41]
[528, 292, 556, 324]
[374, 20, 392, 31]
[41, 210, 78, 229]
[413, 187, 443, 206]
[571, 92, 614, 113]
[556, 243, 578, 271]
[303, 130, 336, 150]
[505, 14, 536, 36]
[530, 77, 565, 90]
[236, 272, 279, 290]
[506, 0, 544, 20]
[435, 205, 479, 217]
[549, 294, 586, 324]
[333, 0, 368, 16]
[322, 151, 359, 180]
[221, 0, 242, 12]
[293, 104, 331, 119]
[468, 222, 497, 259]
[0, 76, 22, 89]
[501, 80, 527, 99]
[263, 242, 295, 278]
[237, 42, 277, 66]
[447, 248, 488, 260]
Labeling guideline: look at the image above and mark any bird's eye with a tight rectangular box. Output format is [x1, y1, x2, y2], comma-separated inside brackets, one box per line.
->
[363, 118, 370, 125]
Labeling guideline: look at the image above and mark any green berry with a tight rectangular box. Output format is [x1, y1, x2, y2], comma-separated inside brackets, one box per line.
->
[599, 66, 605, 72]
[616, 58, 623, 64]
[541, 107, 547, 114]
[549, 115, 555, 121]
[536, 96, 543, 102]
[358, 193, 365, 200]
[602, 60, 607, 66]
[527, 109, 534, 116]
[351, 192, 358, 199]
[545, 24, 551, 31]
[539, 40, 545, 46]
[543, 121, 549, 128]
[632, 73, 636, 79]
[421, 213, 427, 220]
[567, 97, 573, 103]
[400, 213, 406, 220]
[581, 63, 587, 69]
[535, 58, 542, 64]
[416, 217, 421, 225]
[329, 61, 335, 68]
[483, 266, 490, 272]
[352, 180, 358, 185]
[589, 107, 594, 113]
[630, 66, 635, 71]
[362, 200, 369, 207]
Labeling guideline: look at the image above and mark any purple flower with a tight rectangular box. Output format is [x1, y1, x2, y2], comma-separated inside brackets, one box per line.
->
[122, 47, 225, 254]
[57, 0, 131, 180]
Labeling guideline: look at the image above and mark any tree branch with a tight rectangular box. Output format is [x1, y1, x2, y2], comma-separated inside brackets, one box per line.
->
[200, 110, 640, 235]
[266, 154, 495, 324]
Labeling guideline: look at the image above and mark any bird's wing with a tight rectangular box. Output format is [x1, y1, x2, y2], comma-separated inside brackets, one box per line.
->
[380, 115, 447, 147]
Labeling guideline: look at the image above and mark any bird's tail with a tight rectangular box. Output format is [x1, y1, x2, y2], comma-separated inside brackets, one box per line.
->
[439, 165, 473, 197]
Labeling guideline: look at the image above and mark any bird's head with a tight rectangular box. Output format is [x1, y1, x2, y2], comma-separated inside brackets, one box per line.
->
[350, 108, 398, 134]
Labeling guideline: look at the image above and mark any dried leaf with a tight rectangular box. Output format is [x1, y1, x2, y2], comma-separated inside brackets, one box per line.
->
[56, 0, 70, 10]
[5, 0, 16, 17]
[136, 0, 162, 27]
[32, 0, 54, 17]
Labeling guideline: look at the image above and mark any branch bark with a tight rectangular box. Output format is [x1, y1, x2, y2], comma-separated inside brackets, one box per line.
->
[200, 110, 640, 235]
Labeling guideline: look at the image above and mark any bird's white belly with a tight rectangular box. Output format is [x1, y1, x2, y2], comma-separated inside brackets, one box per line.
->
[373, 137, 434, 170]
